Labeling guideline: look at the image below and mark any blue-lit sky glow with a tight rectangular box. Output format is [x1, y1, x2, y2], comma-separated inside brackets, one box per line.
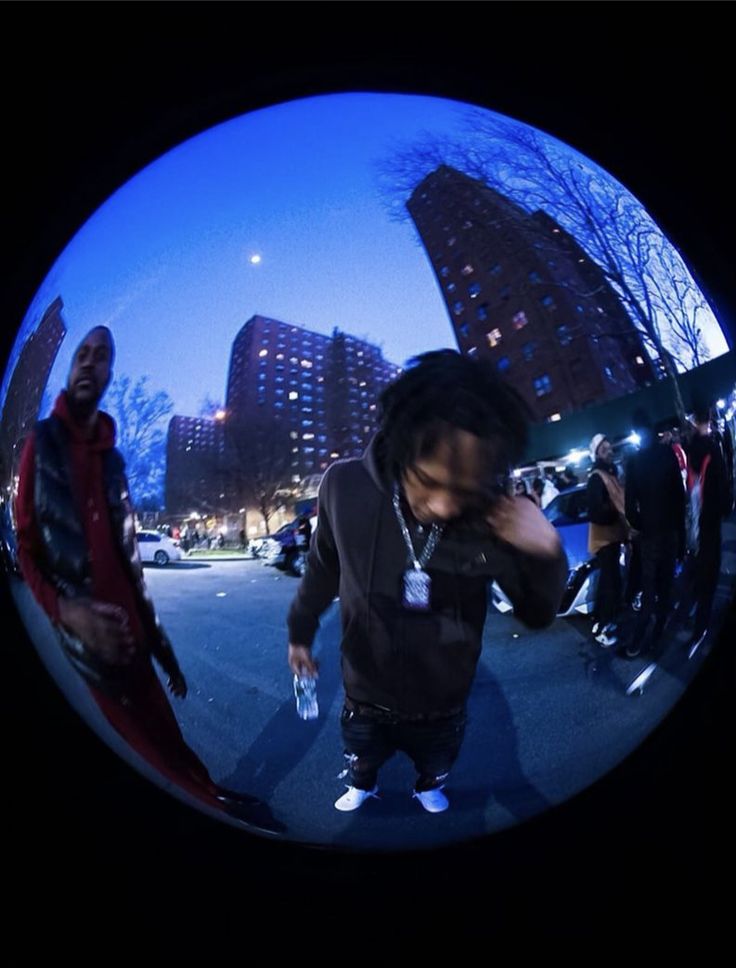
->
[4, 92, 729, 418]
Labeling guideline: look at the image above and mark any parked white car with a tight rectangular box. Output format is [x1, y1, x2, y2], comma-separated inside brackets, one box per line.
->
[136, 530, 182, 565]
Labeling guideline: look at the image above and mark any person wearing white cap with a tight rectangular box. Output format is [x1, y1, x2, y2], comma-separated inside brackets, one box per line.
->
[586, 434, 627, 646]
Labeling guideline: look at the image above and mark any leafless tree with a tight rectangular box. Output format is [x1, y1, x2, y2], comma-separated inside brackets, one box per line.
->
[378, 112, 717, 421]
[224, 415, 293, 534]
[105, 375, 173, 510]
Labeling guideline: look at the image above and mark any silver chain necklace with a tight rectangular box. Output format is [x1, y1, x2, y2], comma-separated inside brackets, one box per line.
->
[392, 482, 444, 610]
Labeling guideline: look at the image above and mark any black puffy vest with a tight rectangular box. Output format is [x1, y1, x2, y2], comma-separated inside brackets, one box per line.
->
[33, 414, 176, 671]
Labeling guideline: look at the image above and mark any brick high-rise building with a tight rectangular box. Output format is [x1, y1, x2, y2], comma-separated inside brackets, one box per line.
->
[225, 315, 400, 483]
[407, 166, 656, 422]
[1, 296, 66, 488]
[164, 415, 226, 517]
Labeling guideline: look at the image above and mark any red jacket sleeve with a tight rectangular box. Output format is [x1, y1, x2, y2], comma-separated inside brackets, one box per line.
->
[14, 433, 61, 623]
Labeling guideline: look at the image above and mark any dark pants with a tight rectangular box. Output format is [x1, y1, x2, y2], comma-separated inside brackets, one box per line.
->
[89, 656, 220, 808]
[594, 542, 622, 627]
[340, 704, 467, 792]
[624, 535, 642, 606]
[631, 532, 679, 653]
[679, 525, 722, 638]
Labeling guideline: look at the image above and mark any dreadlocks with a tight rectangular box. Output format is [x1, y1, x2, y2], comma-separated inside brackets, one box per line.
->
[377, 349, 531, 485]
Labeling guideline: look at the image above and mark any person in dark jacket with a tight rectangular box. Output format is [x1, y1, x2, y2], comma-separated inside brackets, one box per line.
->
[15, 326, 282, 834]
[296, 514, 312, 548]
[679, 405, 731, 656]
[622, 409, 686, 659]
[586, 434, 627, 647]
[287, 350, 567, 815]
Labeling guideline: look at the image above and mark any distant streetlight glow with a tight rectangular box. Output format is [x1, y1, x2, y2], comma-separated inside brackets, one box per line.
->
[566, 448, 587, 465]
[628, 432, 641, 447]
[716, 398, 726, 409]
[214, 409, 227, 421]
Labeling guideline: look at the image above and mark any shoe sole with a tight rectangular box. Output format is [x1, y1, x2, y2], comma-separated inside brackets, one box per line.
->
[687, 633, 707, 660]
[626, 662, 657, 696]
[413, 792, 449, 814]
[334, 789, 379, 812]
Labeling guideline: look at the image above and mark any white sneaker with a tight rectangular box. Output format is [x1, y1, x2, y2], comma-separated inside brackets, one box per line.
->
[594, 628, 617, 647]
[334, 786, 379, 812]
[687, 629, 707, 660]
[626, 661, 657, 696]
[412, 787, 449, 813]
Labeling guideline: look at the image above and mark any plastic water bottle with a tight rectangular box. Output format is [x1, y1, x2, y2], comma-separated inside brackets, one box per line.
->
[293, 674, 319, 720]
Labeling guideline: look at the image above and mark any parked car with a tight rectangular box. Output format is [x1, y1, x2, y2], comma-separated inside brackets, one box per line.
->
[136, 529, 182, 565]
[490, 484, 623, 619]
[261, 520, 309, 577]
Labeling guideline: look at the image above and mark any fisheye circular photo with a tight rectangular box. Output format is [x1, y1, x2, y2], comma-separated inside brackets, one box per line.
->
[1, 92, 734, 850]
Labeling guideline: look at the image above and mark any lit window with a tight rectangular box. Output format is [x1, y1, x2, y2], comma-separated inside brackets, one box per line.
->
[458, 323, 470, 338]
[447, 236, 457, 246]
[522, 341, 537, 362]
[548, 413, 561, 422]
[486, 328, 503, 348]
[440, 266, 450, 278]
[635, 356, 645, 365]
[446, 282, 456, 293]
[289, 391, 299, 400]
[258, 349, 268, 357]
[276, 353, 284, 360]
[533, 374, 552, 397]
[301, 359, 313, 368]
[512, 311, 528, 330]
[461, 264, 474, 276]
[468, 282, 481, 299]
[452, 300, 464, 316]
[303, 433, 314, 440]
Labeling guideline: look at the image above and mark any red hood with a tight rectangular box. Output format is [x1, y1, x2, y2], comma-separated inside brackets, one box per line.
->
[52, 390, 116, 451]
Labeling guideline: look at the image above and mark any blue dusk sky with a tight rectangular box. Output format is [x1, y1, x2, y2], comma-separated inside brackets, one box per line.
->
[3, 92, 729, 418]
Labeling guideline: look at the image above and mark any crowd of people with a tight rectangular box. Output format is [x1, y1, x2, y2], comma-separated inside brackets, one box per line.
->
[583, 406, 732, 664]
[10, 322, 734, 828]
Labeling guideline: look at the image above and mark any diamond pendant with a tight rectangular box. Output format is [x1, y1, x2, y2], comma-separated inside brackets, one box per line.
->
[402, 568, 431, 611]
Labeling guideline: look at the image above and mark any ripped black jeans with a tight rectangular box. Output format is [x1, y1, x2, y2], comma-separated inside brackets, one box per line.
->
[340, 702, 467, 792]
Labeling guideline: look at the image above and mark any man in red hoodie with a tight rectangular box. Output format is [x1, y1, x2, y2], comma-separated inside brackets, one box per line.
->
[15, 326, 283, 835]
